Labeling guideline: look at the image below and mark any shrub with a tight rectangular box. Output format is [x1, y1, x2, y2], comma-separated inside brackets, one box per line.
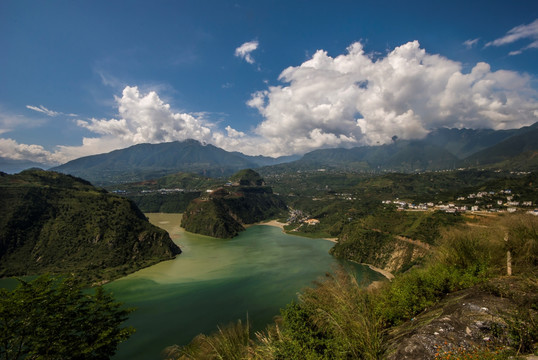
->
[0, 275, 134, 360]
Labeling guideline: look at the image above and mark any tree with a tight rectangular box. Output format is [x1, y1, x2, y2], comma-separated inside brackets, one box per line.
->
[0, 275, 135, 360]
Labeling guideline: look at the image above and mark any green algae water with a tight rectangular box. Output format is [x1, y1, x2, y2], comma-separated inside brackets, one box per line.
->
[107, 213, 384, 360]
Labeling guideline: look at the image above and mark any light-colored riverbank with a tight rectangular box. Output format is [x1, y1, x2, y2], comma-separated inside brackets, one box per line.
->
[255, 220, 338, 243]
[255, 219, 286, 230]
[362, 263, 394, 280]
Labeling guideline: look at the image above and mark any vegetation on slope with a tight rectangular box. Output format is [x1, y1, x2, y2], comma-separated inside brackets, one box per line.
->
[0, 170, 181, 284]
[166, 214, 538, 359]
[330, 208, 464, 272]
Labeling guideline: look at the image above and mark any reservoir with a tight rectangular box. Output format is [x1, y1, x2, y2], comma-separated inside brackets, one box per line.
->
[107, 213, 383, 359]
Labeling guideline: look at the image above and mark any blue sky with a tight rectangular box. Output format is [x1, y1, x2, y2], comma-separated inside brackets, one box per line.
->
[1, 0, 538, 165]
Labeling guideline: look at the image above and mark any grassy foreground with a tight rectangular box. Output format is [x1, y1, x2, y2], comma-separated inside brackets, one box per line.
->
[163, 214, 537, 359]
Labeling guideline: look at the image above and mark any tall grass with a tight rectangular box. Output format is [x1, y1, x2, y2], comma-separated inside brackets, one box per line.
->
[162, 319, 252, 360]
[502, 214, 538, 277]
[299, 269, 384, 359]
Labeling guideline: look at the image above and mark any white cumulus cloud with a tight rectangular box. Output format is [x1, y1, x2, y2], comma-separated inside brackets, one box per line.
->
[235, 40, 259, 64]
[248, 41, 538, 155]
[0, 138, 54, 163]
[2, 40, 538, 164]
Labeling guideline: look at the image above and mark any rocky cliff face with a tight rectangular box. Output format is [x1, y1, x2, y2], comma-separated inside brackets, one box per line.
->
[0, 170, 181, 283]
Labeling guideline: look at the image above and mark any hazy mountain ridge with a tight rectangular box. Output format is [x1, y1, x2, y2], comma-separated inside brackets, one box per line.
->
[50, 140, 296, 185]
[0, 157, 50, 174]
[0, 169, 181, 283]
[419, 123, 538, 159]
[19, 122, 537, 185]
[463, 126, 538, 167]
[266, 122, 538, 173]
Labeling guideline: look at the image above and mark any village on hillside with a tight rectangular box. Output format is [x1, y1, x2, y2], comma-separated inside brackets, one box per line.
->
[383, 188, 537, 215]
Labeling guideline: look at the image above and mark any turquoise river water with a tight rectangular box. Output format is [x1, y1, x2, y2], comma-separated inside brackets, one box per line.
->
[20, 213, 383, 359]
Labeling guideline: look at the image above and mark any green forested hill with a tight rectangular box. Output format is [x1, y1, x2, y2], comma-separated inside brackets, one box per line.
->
[181, 170, 287, 238]
[0, 170, 181, 283]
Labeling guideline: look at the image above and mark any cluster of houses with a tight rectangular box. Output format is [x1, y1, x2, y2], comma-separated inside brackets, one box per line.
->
[112, 188, 195, 195]
[382, 188, 537, 215]
[140, 188, 185, 194]
[287, 209, 321, 226]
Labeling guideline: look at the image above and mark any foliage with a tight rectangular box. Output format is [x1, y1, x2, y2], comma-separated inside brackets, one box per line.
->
[330, 208, 463, 271]
[330, 228, 395, 267]
[0, 275, 134, 360]
[502, 214, 538, 277]
[376, 224, 506, 327]
[181, 198, 246, 238]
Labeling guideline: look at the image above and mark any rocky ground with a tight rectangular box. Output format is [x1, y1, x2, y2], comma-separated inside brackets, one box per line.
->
[384, 277, 537, 359]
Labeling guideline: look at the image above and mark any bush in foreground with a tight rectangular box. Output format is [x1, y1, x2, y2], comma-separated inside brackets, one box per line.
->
[0, 275, 134, 360]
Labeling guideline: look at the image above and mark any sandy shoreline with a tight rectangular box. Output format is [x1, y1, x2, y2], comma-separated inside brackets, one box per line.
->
[254, 220, 337, 243]
[362, 263, 394, 280]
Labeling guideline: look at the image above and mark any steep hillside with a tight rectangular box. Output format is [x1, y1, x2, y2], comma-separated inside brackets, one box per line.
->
[0, 170, 181, 283]
[330, 209, 462, 273]
[181, 170, 287, 238]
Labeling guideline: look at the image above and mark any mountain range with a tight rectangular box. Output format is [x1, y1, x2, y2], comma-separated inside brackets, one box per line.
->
[50, 139, 298, 185]
[261, 122, 538, 174]
[12, 122, 537, 185]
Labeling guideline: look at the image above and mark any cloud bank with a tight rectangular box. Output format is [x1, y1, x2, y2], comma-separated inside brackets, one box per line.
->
[1, 40, 537, 164]
[248, 41, 538, 155]
[0, 138, 53, 164]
